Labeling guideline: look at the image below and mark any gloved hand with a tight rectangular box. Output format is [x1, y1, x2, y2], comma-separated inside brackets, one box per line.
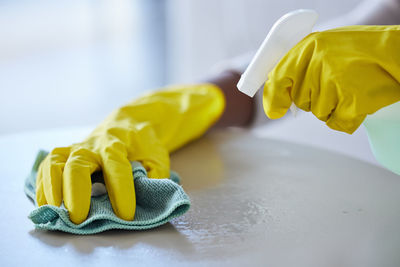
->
[36, 84, 225, 224]
[263, 25, 400, 134]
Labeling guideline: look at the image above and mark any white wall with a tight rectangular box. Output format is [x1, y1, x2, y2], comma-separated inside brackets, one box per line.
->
[0, 0, 165, 135]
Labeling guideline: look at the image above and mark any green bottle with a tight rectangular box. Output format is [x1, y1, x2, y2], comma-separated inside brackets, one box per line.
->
[364, 101, 400, 175]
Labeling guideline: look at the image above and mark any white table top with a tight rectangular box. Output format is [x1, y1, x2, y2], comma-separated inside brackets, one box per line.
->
[1, 127, 400, 267]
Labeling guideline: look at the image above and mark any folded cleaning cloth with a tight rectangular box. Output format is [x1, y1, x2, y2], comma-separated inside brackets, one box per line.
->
[24, 150, 190, 235]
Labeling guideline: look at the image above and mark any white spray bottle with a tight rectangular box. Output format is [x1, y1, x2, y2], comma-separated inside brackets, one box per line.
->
[237, 9, 319, 115]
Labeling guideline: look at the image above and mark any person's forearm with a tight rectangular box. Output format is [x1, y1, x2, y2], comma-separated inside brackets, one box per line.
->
[204, 70, 255, 128]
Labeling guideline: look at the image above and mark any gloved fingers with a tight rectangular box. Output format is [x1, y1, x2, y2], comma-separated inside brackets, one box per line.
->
[263, 77, 294, 119]
[63, 148, 99, 224]
[326, 61, 400, 134]
[325, 93, 366, 134]
[142, 145, 170, 179]
[326, 111, 366, 134]
[309, 78, 339, 122]
[35, 147, 70, 206]
[263, 34, 317, 119]
[124, 124, 170, 178]
[36, 163, 47, 206]
[41, 147, 70, 207]
[100, 145, 136, 221]
[323, 79, 375, 134]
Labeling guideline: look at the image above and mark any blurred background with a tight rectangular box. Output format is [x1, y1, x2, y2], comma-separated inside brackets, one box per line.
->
[0, 0, 362, 135]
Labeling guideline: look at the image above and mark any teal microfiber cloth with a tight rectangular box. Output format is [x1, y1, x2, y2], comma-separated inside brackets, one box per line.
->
[24, 150, 190, 235]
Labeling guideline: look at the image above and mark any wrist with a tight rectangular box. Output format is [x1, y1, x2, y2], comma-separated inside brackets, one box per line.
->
[205, 70, 255, 128]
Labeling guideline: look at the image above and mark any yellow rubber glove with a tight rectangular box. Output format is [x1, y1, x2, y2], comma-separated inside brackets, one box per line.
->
[263, 25, 400, 134]
[36, 84, 225, 224]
